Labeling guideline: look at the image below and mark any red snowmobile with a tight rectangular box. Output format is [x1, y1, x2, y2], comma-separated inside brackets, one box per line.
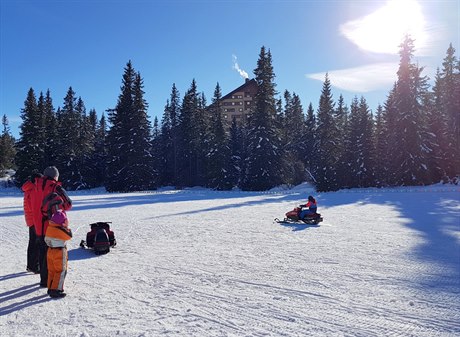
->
[275, 206, 323, 225]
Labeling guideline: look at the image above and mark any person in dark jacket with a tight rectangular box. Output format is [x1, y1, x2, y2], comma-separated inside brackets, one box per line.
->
[29, 166, 72, 287]
[299, 195, 317, 220]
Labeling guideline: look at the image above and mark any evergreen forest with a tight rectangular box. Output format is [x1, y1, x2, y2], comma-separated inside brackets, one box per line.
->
[1, 37, 459, 192]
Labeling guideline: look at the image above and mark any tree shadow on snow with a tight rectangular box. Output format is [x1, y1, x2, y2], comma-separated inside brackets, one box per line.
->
[71, 190, 266, 212]
[0, 284, 51, 316]
[391, 193, 460, 290]
[320, 190, 460, 290]
[70, 190, 306, 216]
[145, 193, 302, 220]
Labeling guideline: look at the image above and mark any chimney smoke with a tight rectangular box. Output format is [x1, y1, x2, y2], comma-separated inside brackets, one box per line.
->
[232, 54, 249, 79]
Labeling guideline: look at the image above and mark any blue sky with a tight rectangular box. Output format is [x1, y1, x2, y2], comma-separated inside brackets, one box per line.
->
[1, 0, 458, 138]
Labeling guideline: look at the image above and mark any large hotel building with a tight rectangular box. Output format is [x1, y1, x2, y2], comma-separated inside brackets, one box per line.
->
[220, 78, 258, 126]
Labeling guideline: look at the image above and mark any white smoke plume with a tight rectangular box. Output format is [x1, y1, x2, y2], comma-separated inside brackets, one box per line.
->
[232, 54, 249, 79]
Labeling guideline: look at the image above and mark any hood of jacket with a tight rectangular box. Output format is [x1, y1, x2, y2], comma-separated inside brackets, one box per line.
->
[21, 181, 35, 193]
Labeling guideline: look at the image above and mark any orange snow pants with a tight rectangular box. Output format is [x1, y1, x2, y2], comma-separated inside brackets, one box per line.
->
[47, 247, 68, 291]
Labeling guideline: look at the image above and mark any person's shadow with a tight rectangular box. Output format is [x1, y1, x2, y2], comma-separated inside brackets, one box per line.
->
[0, 271, 29, 282]
[0, 283, 51, 316]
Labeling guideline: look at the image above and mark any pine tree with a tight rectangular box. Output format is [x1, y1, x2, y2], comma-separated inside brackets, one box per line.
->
[440, 44, 460, 178]
[92, 113, 108, 187]
[315, 74, 339, 191]
[106, 61, 154, 192]
[357, 96, 375, 187]
[74, 97, 93, 189]
[14, 88, 43, 185]
[227, 117, 244, 188]
[54, 87, 86, 189]
[346, 97, 375, 187]
[159, 99, 172, 186]
[281, 90, 292, 148]
[424, 70, 449, 183]
[159, 83, 181, 187]
[42, 90, 58, 168]
[373, 104, 388, 186]
[392, 35, 429, 185]
[81, 108, 99, 188]
[207, 83, 232, 190]
[303, 102, 317, 183]
[151, 116, 161, 188]
[242, 46, 283, 191]
[196, 92, 210, 186]
[177, 80, 198, 187]
[36, 92, 48, 171]
[282, 91, 306, 185]
[342, 97, 359, 188]
[0, 115, 16, 176]
[381, 85, 398, 185]
[130, 72, 155, 190]
[176, 79, 207, 188]
[335, 94, 350, 187]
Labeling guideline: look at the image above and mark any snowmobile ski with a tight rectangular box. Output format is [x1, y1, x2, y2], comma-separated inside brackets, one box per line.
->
[275, 217, 323, 225]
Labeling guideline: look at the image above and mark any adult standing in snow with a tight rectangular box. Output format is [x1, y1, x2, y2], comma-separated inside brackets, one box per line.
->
[299, 195, 317, 220]
[30, 166, 72, 287]
[21, 171, 42, 274]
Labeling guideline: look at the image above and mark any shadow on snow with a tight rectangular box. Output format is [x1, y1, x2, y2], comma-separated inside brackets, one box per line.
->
[68, 247, 100, 261]
[320, 190, 460, 291]
[0, 283, 51, 316]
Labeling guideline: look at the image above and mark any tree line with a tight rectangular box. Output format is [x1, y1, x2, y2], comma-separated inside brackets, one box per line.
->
[2, 37, 459, 192]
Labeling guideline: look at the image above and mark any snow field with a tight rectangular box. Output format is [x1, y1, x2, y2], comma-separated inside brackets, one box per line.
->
[0, 186, 459, 336]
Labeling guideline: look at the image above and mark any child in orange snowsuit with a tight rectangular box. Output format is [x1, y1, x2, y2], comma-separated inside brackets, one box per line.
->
[44, 210, 72, 298]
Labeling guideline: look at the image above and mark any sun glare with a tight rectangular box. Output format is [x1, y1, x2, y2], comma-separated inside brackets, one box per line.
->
[341, 0, 427, 54]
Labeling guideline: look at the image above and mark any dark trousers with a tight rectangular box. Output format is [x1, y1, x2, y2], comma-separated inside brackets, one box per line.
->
[27, 226, 39, 272]
[37, 236, 48, 286]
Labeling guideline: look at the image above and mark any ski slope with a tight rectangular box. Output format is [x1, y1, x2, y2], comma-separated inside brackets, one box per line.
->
[1, 183, 459, 336]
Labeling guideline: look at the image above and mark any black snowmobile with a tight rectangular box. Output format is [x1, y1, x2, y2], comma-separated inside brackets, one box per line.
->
[80, 222, 116, 255]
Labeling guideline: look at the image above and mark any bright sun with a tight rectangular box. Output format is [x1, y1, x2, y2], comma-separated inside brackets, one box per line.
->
[340, 0, 427, 54]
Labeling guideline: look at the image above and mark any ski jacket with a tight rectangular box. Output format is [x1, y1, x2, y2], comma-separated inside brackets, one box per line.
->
[45, 220, 72, 248]
[301, 200, 317, 213]
[21, 181, 35, 227]
[30, 176, 72, 236]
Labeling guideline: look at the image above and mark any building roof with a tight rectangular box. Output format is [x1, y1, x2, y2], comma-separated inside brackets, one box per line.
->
[221, 78, 258, 100]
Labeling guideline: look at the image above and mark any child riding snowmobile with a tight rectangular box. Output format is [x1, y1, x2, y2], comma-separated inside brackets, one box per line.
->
[275, 195, 323, 225]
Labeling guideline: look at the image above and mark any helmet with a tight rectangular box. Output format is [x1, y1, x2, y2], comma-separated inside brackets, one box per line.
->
[308, 195, 314, 202]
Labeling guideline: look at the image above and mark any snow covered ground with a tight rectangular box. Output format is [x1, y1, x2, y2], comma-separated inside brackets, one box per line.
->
[0, 182, 459, 336]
